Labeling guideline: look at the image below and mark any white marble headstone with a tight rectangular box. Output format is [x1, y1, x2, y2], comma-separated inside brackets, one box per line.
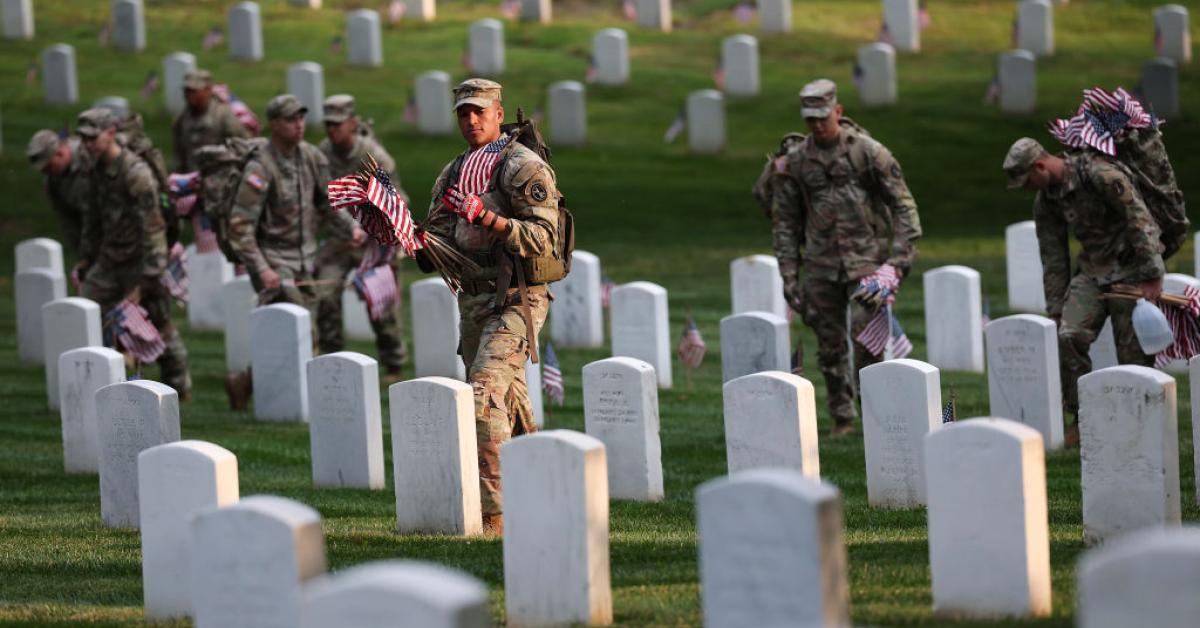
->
[191, 495, 326, 628]
[415, 70, 454, 135]
[1005, 221, 1046, 313]
[42, 297, 101, 410]
[697, 469, 848, 628]
[860, 358, 941, 508]
[1077, 527, 1200, 628]
[411, 278, 465, 380]
[592, 28, 629, 85]
[1141, 57, 1179, 119]
[389, 377, 481, 535]
[1191, 355, 1200, 505]
[347, 9, 383, 67]
[857, 42, 897, 106]
[228, 2, 263, 61]
[1153, 5, 1191, 64]
[17, 268, 66, 365]
[307, 352, 384, 489]
[251, 303, 312, 422]
[187, 244, 235, 331]
[2, 0, 33, 40]
[92, 95, 130, 120]
[882, 0, 920, 51]
[112, 0, 145, 52]
[502, 431, 612, 626]
[342, 269, 373, 342]
[719, 312, 789, 383]
[758, 0, 791, 34]
[985, 314, 1063, 450]
[286, 61, 325, 125]
[636, 0, 672, 32]
[139, 440, 239, 620]
[582, 357, 663, 501]
[1160, 273, 1199, 373]
[610, 281, 671, 388]
[1079, 366, 1180, 543]
[222, 276, 256, 374]
[925, 418, 1052, 618]
[923, 265, 984, 372]
[730, 254, 787, 319]
[723, 371, 819, 476]
[520, 0, 551, 23]
[721, 35, 759, 97]
[15, 237, 63, 275]
[42, 43, 78, 105]
[162, 52, 196, 117]
[1017, 0, 1054, 57]
[999, 49, 1037, 114]
[96, 380, 181, 528]
[550, 249, 603, 348]
[403, 0, 436, 22]
[301, 560, 490, 628]
[58, 347, 125, 474]
[548, 80, 586, 147]
[687, 89, 725, 154]
[468, 18, 505, 76]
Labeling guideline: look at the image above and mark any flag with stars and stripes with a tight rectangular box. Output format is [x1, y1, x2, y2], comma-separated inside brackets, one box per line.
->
[457, 136, 509, 194]
[499, 0, 520, 19]
[354, 262, 399, 322]
[403, 95, 418, 125]
[140, 71, 159, 99]
[600, 275, 615, 308]
[852, 62, 865, 92]
[329, 160, 421, 256]
[160, 242, 189, 305]
[542, 343, 565, 406]
[664, 109, 686, 144]
[202, 26, 223, 51]
[1048, 87, 1156, 156]
[192, 211, 219, 254]
[1154, 286, 1200, 368]
[105, 298, 166, 363]
[857, 305, 912, 360]
[586, 55, 598, 83]
[942, 393, 957, 423]
[623, 0, 637, 21]
[25, 62, 36, 84]
[713, 54, 726, 90]
[212, 84, 261, 135]
[918, 1, 931, 29]
[677, 318, 707, 369]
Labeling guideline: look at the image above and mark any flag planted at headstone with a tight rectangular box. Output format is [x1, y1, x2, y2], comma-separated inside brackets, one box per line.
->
[192, 211, 219, 254]
[499, 0, 520, 19]
[942, 388, 956, 423]
[983, 74, 1000, 104]
[403, 95, 418, 125]
[623, 0, 638, 21]
[1153, 286, 1200, 368]
[99, 24, 111, 46]
[918, 0, 930, 29]
[733, 1, 755, 25]
[712, 55, 726, 90]
[388, 0, 405, 24]
[542, 343, 564, 405]
[852, 62, 865, 91]
[677, 317, 707, 369]
[105, 298, 166, 363]
[857, 305, 912, 360]
[203, 26, 223, 51]
[140, 70, 159, 99]
[586, 55, 598, 83]
[331, 36, 344, 55]
[600, 274, 615, 308]
[25, 61, 37, 84]
[160, 242, 189, 305]
[664, 108, 686, 143]
[354, 263, 398, 322]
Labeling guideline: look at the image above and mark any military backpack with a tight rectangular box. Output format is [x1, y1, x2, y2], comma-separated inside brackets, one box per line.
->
[192, 136, 270, 265]
[118, 114, 179, 246]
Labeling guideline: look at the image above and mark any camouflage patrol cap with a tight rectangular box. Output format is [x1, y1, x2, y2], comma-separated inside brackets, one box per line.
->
[800, 79, 838, 118]
[76, 108, 118, 138]
[1003, 137, 1048, 189]
[183, 69, 212, 90]
[323, 94, 355, 124]
[26, 129, 61, 171]
[266, 94, 307, 121]
[453, 78, 502, 110]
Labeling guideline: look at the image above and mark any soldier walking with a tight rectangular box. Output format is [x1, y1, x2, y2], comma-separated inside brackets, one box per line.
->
[315, 95, 409, 379]
[72, 109, 191, 397]
[768, 79, 922, 436]
[171, 69, 249, 172]
[27, 129, 93, 254]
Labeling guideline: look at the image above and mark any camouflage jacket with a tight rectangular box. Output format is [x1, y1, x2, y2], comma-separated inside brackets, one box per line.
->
[44, 136, 93, 253]
[228, 141, 358, 276]
[1034, 150, 1165, 316]
[318, 133, 409, 244]
[769, 124, 921, 282]
[80, 148, 167, 277]
[424, 139, 560, 282]
[171, 101, 248, 172]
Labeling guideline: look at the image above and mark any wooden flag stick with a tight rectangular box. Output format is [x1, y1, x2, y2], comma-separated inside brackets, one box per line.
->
[1101, 285, 1191, 308]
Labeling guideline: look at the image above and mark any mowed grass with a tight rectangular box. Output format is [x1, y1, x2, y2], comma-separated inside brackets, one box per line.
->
[0, 0, 1198, 625]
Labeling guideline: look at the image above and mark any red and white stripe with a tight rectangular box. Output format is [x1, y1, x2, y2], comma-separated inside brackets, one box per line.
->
[1155, 286, 1200, 367]
[457, 138, 508, 195]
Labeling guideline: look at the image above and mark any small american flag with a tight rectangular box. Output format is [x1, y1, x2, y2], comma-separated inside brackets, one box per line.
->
[981, 299, 990, 329]
[1154, 24, 1163, 54]
[403, 95, 418, 125]
[585, 56, 598, 83]
[1011, 17, 1019, 47]
[105, 298, 166, 363]
[942, 390, 957, 423]
[168, 171, 200, 196]
[664, 108, 686, 144]
[857, 305, 912, 360]
[329, 160, 421, 255]
[457, 136, 509, 194]
[98, 24, 110, 46]
[70, 265, 83, 295]
[623, 0, 637, 21]
[677, 318, 707, 369]
[462, 48, 473, 71]
[140, 70, 159, 99]
[983, 75, 1000, 105]
[203, 26, 223, 51]
[499, 0, 520, 19]
[354, 263, 399, 321]
[713, 56, 726, 90]
[25, 62, 36, 84]
[918, 1, 930, 29]
[161, 242, 189, 305]
[330, 36, 344, 55]
[542, 343, 565, 406]
[733, 1, 755, 25]
[1154, 287, 1200, 368]
[192, 211, 219, 254]
[388, 0, 406, 24]
[600, 274, 615, 308]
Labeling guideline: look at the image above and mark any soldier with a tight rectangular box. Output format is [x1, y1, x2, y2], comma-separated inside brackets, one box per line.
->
[416, 79, 561, 534]
[27, 129, 93, 254]
[1003, 137, 1165, 446]
[171, 69, 249, 173]
[769, 79, 922, 437]
[72, 109, 191, 397]
[315, 94, 409, 379]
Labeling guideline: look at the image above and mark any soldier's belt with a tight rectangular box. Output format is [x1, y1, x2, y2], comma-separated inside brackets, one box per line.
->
[460, 279, 498, 296]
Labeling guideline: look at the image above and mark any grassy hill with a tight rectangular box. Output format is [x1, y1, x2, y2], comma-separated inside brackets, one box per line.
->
[0, 1, 1197, 625]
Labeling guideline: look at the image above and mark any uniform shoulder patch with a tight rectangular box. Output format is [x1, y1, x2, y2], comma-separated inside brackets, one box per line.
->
[245, 172, 267, 191]
[530, 181, 549, 202]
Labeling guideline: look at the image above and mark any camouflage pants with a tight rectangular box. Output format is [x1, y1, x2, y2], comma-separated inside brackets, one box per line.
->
[802, 276, 883, 425]
[1058, 273, 1153, 414]
[249, 260, 319, 340]
[82, 262, 191, 395]
[459, 285, 549, 516]
[314, 242, 407, 371]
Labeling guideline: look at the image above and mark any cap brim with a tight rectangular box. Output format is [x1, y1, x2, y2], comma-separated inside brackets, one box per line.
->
[323, 113, 350, 123]
[454, 97, 495, 110]
[29, 155, 51, 170]
[801, 106, 832, 118]
[273, 106, 308, 120]
[1006, 173, 1028, 189]
[76, 128, 99, 138]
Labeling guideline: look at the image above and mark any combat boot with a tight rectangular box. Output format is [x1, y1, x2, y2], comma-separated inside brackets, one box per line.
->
[1064, 421, 1080, 448]
[482, 513, 504, 536]
[382, 366, 405, 386]
[225, 369, 252, 411]
[830, 420, 857, 437]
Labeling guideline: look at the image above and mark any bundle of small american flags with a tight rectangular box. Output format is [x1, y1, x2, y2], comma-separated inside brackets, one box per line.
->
[1154, 285, 1200, 368]
[105, 299, 166, 363]
[1048, 87, 1156, 156]
[212, 84, 261, 135]
[857, 305, 913, 361]
[542, 343, 565, 406]
[677, 318, 707, 369]
[329, 155, 421, 256]
[161, 242, 189, 305]
[353, 245, 399, 322]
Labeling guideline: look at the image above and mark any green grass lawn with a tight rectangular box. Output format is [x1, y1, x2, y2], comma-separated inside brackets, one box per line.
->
[1, 0, 1198, 625]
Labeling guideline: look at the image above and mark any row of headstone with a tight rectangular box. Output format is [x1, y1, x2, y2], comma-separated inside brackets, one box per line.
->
[15, 238, 66, 363]
[882, 0, 920, 52]
[229, 2, 263, 61]
[43, 297, 101, 410]
[687, 89, 725, 153]
[112, 0, 145, 52]
[1016, 0, 1055, 57]
[636, 0, 671, 32]
[721, 35, 759, 97]
[999, 49, 1037, 114]
[985, 314, 1063, 449]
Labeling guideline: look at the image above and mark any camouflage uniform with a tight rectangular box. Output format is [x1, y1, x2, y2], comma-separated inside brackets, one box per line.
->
[228, 95, 359, 314]
[420, 79, 560, 517]
[170, 69, 249, 172]
[75, 110, 190, 394]
[1006, 138, 1165, 414]
[27, 131, 93, 253]
[770, 80, 921, 427]
[315, 95, 408, 371]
